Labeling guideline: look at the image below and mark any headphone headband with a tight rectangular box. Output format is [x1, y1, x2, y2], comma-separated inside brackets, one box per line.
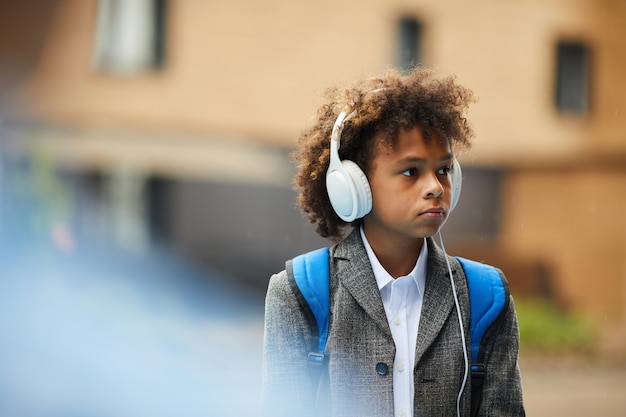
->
[331, 109, 356, 146]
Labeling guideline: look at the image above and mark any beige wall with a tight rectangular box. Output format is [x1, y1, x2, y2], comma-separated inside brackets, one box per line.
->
[501, 168, 626, 317]
[500, 167, 626, 353]
[590, 0, 626, 153]
[14, 1, 626, 159]
[15, 0, 393, 143]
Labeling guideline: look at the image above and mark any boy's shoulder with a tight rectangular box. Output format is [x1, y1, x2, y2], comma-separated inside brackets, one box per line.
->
[266, 269, 292, 300]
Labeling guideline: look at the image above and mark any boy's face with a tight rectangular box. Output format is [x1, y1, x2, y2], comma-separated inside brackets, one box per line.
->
[363, 127, 453, 245]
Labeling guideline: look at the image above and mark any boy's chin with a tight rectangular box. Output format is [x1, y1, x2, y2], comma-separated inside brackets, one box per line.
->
[421, 230, 441, 239]
[420, 223, 446, 237]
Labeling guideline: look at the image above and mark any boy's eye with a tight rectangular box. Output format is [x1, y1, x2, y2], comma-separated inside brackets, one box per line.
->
[437, 166, 452, 175]
[401, 165, 452, 177]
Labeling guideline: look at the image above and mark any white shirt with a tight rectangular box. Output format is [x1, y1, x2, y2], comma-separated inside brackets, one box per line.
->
[360, 227, 427, 417]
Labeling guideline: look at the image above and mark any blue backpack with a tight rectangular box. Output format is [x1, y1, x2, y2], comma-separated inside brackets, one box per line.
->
[286, 247, 509, 417]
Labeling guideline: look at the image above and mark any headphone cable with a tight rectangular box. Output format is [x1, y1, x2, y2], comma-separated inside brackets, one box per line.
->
[437, 231, 469, 417]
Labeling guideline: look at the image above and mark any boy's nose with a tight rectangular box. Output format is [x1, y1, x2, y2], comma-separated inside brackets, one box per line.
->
[424, 173, 444, 198]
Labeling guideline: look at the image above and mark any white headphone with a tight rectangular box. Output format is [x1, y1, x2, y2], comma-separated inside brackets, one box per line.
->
[325, 109, 463, 222]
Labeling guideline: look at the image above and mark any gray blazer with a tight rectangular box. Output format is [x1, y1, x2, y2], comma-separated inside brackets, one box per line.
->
[263, 230, 525, 417]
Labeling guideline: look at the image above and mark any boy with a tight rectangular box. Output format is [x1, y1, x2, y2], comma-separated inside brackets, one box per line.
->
[262, 68, 525, 417]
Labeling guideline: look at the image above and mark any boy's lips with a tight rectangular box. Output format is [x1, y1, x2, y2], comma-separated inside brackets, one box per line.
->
[419, 208, 445, 217]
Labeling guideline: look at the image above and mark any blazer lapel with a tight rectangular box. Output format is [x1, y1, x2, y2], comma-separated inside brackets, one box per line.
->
[414, 238, 458, 365]
[331, 230, 392, 339]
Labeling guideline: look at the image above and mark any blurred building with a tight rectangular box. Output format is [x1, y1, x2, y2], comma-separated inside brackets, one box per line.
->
[1, 0, 625, 354]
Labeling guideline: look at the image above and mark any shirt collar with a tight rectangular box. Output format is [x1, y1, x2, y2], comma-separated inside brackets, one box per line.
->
[360, 226, 427, 297]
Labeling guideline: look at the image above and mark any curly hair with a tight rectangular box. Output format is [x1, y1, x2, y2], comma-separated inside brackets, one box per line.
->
[292, 67, 477, 241]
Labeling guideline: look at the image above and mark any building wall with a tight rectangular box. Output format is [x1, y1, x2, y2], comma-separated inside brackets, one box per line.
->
[503, 166, 626, 310]
[14, 1, 626, 157]
[500, 166, 626, 354]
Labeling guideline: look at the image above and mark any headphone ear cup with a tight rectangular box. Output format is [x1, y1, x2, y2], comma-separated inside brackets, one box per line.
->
[326, 160, 372, 222]
[326, 166, 354, 221]
[326, 109, 372, 222]
[450, 159, 462, 212]
[341, 160, 372, 219]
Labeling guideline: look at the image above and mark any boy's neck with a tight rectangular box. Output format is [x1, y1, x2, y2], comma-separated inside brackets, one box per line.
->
[361, 225, 424, 279]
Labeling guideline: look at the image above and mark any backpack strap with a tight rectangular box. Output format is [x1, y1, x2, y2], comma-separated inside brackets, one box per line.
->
[456, 257, 510, 417]
[286, 247, 330, 372]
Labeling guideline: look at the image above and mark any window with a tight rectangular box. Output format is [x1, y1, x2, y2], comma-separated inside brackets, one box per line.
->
[93, 0, 167, 74]
[397, 17, 423, 71]
[554, 41, 590, 114]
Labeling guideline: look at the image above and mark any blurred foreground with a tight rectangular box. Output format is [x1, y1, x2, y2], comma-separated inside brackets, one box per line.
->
[0, 236, 264, 417]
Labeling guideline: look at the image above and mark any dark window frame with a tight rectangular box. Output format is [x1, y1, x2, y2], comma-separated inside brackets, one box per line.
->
[93, 0, 167, 74]
[397, 17, 423, 71]
[554, 40, 591, 114]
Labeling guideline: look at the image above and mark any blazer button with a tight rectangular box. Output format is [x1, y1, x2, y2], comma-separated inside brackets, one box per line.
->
[375, 362, 389, 376]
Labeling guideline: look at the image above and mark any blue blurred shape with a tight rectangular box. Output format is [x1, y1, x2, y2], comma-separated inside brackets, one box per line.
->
[0, 236, 264, 417]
